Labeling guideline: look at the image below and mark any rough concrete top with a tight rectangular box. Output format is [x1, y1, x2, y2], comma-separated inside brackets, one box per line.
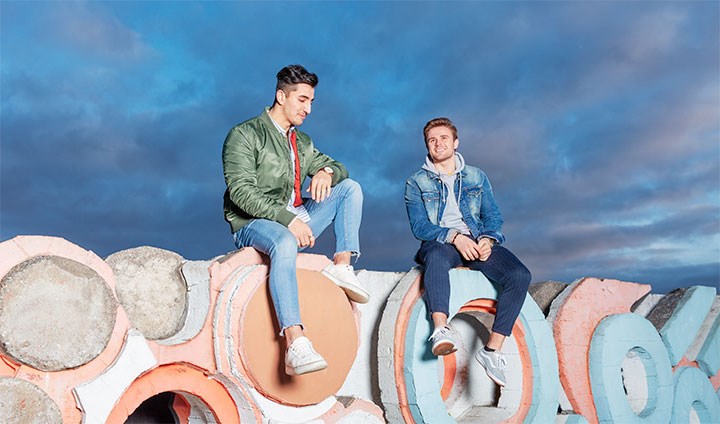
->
[529, 281, 568, 317]
[646, 288, 687, 331]
[0, 377, 62, 423]
[0, 255, 117, 371]
[106, 246, 187, 340]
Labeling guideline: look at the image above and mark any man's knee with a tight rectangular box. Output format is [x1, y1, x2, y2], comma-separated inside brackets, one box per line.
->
[508, 264, 532, 289]
[337, 178, 362, 200]
[421, 242, 458, 267]
[269, 231, 299, 258]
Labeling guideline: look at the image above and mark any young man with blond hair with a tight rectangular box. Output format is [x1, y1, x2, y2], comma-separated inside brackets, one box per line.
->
[404, 117, 531, 386]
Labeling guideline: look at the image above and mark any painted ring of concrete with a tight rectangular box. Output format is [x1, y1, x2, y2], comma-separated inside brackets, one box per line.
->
[0, 376, 62, 423]
[671, 366, 720, 422]
[239, 268, 359, 406]
[106, 363, 241, 424]
[0, 255, 118, 371]
[380, 268, 558, 424]
[549, 277, 651, 424]
[589, 313, 673, 424]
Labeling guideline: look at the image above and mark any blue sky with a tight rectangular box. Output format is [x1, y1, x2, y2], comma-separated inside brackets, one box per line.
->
[2, 1, 718, 293]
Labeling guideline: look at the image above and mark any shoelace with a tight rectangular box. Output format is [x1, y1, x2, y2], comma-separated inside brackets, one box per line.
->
[496, 354, 507, 371]
[428, 326, 451, 342]
[290, 340, 315, 357]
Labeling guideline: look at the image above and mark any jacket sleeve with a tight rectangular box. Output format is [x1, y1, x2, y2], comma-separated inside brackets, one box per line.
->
[404, 178, 455, 243]
[477, 174, 506, 244]
[307, 146, 348, 186]
[222, 127, 297, 226]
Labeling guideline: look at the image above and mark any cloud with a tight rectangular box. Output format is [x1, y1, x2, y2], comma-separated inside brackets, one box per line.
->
[1, 2, 718, 292]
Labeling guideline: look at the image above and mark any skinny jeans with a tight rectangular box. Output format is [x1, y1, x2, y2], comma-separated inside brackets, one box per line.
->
[233, 179, 362, 334]
[415, 240, 531, 336]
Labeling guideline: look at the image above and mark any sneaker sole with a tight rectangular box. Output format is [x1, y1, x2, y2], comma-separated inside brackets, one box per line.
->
[321, 271, 370, 304]
[285, 359, 328, 376]
[474, 352, 507, 387]
[432, 342, 457, 356]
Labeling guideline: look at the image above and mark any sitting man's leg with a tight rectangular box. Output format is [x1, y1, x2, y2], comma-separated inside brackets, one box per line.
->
[304, 178, 369, 303]
[416, 240, 464, 356]
[234, 219, 327, 376]
[468, 245, 532, 386]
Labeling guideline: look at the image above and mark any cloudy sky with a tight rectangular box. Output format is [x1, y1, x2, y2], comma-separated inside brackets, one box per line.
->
[2, 1, 718, 293]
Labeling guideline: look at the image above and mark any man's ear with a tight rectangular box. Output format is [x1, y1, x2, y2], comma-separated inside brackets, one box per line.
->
[453, 138, 459, 150]
[275, 89, 286, 105]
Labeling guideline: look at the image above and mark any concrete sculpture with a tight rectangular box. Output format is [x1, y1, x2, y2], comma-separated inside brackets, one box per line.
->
[0, 235, 718, 423]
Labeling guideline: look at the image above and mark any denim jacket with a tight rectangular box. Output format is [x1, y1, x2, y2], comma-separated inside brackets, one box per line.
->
[404, 153, 506, 245]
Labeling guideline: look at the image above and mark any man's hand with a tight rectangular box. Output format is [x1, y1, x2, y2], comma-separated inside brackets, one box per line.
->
[453, 234, 483, 261]
[288, 218, 315, 248]
[307, 170, 332, 202]
[477, 238, 494, 261]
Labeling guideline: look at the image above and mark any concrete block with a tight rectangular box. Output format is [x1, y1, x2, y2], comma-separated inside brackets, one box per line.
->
[529, 281, 568, 317]
[73, 329, 158, 423]
[631, 294, 664, 317]
[0, 255, 118, 371]
[158, 260, 213, 346]
[338, 270, 405, 404]
[0, 376, 62, 423]
[648, 286, 717, 365]
[671, 366, 720, 423]
[589, 313, 672, 424]
[106, 246, 187, 341]
[697, 311, 720, 377]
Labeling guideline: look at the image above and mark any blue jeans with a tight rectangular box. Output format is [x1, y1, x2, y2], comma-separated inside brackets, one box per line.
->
[233, 179, 363, 334]
[416, 240, 531, 336]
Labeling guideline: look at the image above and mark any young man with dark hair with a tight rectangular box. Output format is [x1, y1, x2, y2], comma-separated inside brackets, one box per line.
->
[222, 64, 369, 376]
[404, 117, 531, 387]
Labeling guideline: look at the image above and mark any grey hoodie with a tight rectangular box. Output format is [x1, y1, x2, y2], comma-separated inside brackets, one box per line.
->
[422, 153, 471, 235]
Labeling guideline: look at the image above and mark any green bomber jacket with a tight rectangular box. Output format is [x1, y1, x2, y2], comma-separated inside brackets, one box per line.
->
[222, 109, 348, 233]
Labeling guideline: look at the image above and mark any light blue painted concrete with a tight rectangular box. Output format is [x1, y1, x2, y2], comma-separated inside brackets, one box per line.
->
[671, 366, 720, 423]
[697, 314, 720, 377]
[589, 313, 673, 424]
[659, 286, 716, 365]
[401, 268, 559, 423]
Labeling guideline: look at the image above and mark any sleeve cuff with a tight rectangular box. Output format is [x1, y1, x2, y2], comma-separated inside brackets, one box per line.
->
[277, 209, 297, 227]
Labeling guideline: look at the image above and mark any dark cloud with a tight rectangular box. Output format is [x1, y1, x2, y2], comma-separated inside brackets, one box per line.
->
[1, 2, 718, 292]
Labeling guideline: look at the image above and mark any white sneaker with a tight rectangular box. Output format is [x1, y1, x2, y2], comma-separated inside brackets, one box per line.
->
[322, 264, 370, 304]
[285, 336, 328, 376]
[429, 325, 458, 356]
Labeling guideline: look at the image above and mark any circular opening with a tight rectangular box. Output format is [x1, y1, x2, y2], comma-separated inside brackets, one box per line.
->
[126, 392, 176, 423]
[621, 347, 657, 416]
[441, 311, 519, 423]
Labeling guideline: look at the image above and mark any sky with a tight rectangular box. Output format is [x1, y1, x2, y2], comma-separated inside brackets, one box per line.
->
[1, 1, 718, 294]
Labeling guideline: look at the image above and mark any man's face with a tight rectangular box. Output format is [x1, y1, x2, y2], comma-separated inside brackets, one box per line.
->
[277, 83, 315, 127]
[425, 126, 459, 163]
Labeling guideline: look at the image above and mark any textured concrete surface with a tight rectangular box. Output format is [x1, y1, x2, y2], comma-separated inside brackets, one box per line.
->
[106, 246, 187, 340]
[646, 288, 686, 330]
[0, 255, 117, 371]
[0, 377, 62, 423]
[529, 281, 567, 316]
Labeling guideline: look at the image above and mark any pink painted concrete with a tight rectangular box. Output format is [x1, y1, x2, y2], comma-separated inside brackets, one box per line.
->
[0, 236, 130, 424]
[553, 277, 651, 424]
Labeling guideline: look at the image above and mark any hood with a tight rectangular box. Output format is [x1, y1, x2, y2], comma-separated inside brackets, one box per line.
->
[422, 152, 466, 176]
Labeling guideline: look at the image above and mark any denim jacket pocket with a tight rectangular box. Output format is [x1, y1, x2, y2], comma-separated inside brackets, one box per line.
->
[463, 186, 483, 217]
[421, 191, 441, 225]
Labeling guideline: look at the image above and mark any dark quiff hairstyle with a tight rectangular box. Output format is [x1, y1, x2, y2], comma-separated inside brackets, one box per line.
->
[423, 117, 458, 142]
[273, 64, 318, 105]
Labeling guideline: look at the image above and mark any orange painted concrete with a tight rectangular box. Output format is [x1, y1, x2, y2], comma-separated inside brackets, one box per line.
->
[172, 394, 192, 424]
[392, 273, 424, 424]
[240, 269, 359, 406]
[552, 277, 651, 424]
[106, 363, 239, 424]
